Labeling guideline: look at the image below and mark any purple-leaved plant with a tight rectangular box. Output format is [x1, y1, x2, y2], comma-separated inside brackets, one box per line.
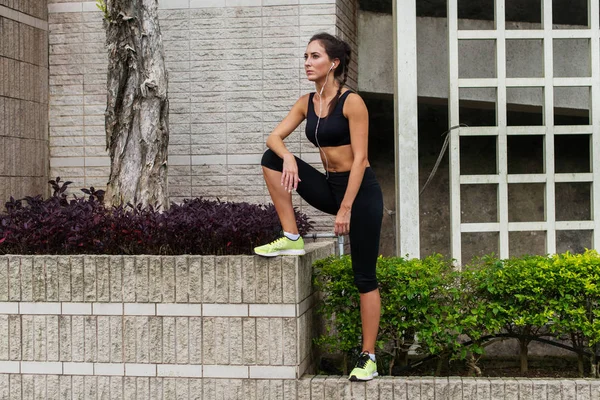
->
[0, 178, 313, 255]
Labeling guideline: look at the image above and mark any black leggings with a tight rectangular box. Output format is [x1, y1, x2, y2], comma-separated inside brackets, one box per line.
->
[261, 149, 384, 293]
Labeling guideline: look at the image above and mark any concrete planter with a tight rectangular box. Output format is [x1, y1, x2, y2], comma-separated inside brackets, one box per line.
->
[0, 242, 333, 398]
[1, 242, 599, 399]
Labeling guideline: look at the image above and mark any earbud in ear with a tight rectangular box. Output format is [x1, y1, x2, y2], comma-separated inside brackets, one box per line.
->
[331, 62, 335, 69]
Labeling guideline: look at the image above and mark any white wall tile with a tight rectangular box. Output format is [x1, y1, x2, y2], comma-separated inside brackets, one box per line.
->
[203, 365, 248, 379]
[156, 304, 202, 316]
[49, 158, 85, 168]
[21, 362, 63, 375]
[249, 365, 296, 379]
[0, 361, 20, 374]
[226, 0, 261, 5]
[92, 303, 123, 315]
[191, 155, 227, 165]
[48, 3, 84, 13]
[124, 363, 157, 377]
[158, 0, 190, 9]
[85, 157, 110, 167]
[249, 304, 295, 317]
[263, 0, 298, 5]
[62, 303, 92, 315]
[64, 362, 94, 375]
[227, 154, 263, 165]
[190, 0, 226, 7]
[157, 364, 202, 378]
[94, 363, 125, 376]
[0, 302, 19, 314]
[202, 304, 248, 317]
[123, 303, 156, 316]
[169, 156, 192, 166]
[20, 302, 61, 315]
[82, 2, 100, 12]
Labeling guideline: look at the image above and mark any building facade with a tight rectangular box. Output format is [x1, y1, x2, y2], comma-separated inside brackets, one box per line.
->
[1, 0, 600, 262]
[0, 0, 49, 204]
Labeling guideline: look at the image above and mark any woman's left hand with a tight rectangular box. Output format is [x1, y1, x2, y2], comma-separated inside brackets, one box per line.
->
[334, 206, 351, 236]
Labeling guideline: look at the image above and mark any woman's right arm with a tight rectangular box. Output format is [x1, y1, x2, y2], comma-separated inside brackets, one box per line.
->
[265, 94, 309, 192]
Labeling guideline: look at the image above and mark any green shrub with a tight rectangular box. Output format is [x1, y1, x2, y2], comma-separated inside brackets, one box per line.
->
[466, 254, 558, 374]
[313, 251, 600, 378]
[314, 254, 462, 375]
[547, 250, 600, 376]
[377, 255, 461, 374]
[313, 255, 361, 374]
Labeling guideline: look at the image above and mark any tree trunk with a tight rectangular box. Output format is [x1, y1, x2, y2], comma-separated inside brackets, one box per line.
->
[435, 355, 445, 376]
[590, 345, 597, 378]
[466, 352, 482, 377]
[519, 340, 529, 374]
[103, 0, 169, 209]
[577, 352, 585, 377]
[571, 332, 585, 377]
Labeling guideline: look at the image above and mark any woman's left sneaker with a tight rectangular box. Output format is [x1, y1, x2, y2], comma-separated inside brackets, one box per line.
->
[254, 236, 305, 257]
[348, 352, 378, 381]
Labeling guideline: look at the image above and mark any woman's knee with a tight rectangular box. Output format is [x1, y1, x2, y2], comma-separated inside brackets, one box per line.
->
[354, 274, 378, 294]
[261, 149, 283, 172]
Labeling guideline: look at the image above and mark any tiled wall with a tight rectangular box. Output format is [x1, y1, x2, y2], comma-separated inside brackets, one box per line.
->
[299, 376, 600, 399]
[1, 372, 598, 398]
[0, 375, 300, 399]
[0, 0, 49, 203]
[335, 0, 358, 89]
[0, 242, 335, 398]
[47, 0, 358, 232]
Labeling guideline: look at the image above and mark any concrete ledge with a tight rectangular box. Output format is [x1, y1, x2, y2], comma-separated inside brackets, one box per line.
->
[0, 374, 597, 399]
[298, 376, 600, 399]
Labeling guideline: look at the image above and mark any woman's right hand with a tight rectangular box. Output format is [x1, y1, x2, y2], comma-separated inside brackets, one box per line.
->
[281, 153, 301, 193]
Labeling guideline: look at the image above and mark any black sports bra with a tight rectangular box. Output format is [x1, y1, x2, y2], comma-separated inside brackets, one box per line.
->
[305, 91, 353, 147]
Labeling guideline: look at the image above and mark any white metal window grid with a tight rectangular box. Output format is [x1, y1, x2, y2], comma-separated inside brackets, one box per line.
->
[447, 0, 600, 266]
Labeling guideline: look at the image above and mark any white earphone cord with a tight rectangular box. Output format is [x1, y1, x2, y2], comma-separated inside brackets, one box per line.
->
[315, 64, 334, 179]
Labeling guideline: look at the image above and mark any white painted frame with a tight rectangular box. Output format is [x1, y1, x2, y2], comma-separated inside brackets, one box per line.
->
[393, 0, 420, 258]
[448, 0, 600, 265]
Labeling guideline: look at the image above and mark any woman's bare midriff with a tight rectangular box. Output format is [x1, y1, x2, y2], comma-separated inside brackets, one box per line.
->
[319, 144, 369, 172]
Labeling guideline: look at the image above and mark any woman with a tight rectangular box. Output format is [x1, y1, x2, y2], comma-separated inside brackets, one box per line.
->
[254, 33, 384, 381]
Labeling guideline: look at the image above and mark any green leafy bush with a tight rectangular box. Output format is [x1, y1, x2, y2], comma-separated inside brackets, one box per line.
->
[546, 251, 600, 376]
[313, 256, 361, 373]
[313, 251, 600, 377]
[377, 255, 461, 374]
[466, 255, 558, 374]
[314, 254, 463, 375]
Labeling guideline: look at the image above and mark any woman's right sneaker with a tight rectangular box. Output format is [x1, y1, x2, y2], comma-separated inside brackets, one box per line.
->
[254, 236, 305, 257]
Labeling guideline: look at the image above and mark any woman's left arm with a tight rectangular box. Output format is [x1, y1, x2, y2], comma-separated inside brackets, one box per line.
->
[335, 93, 369, 236]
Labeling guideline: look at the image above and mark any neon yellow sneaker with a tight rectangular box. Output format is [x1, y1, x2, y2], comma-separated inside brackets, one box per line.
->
[254, 236, 305, 257]
[349, 352, 378, 381]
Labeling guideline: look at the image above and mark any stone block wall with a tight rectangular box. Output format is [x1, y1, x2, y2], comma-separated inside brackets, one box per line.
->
[0, 0, 49, 203]
[47, 0, 359, 233]
[297, 376, 600, 399]
[0, 242, 334, 399]
[0, 375, 598, 399]
[335, 0, 357, 89]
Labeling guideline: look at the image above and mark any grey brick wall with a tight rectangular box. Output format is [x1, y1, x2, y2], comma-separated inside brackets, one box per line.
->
[0, 242, 335, 393]
[0, 375, 598, 399]
[298, 376, 600, 400]
[0, 0, 47, 20]
[0, 0, 49, 203]
[47, 0, 358, 233]
[335, 0, 357, 89]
